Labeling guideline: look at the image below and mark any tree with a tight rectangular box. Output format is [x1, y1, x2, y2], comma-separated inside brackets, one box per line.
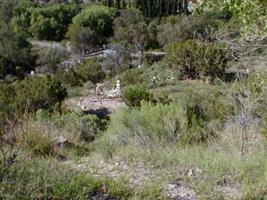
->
[197, 0, 267, 37]
[0, 24, 35, 79]
[101, 43, 130, 75]
[67, 5, 118, 52]
[12, 3, 80, 41]
[29, 4, 80, 41]
[113, 9, 149, 66]
[12, 0, 37, 36]
[101, 0, 189, 17]
[0, 0, 19, 24]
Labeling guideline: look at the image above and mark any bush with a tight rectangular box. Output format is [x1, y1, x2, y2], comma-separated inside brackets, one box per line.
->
[80, 114, 108, 142]
[14, 75, 67, 114]
[57, 59, 105, 87]
[105, 90, 228, 147]
[95, 135, 119, 159]
[75, 59, 106, 84]
[120, 68, 144, 85]
[157, 14, 221, 46]
[106, 102, 188, 146]
[20, 128, 54, 156]
[181, 103, 218, 144]
[36, 111, 108, 144]
[0, 82, 16, 127]
[123, 85, 155, 107]
[164, 39, 229, 80]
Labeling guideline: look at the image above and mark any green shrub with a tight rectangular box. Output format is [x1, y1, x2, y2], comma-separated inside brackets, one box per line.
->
[105, 95, 225, 147]
[80, 114, 108, 142]
[106, 102, 188, 146]
[157, 15, 221, 46]
[120, 68, 144, 85]
[35, 111, 107, 144]
[21, 129, 54, 156]
[95, 135, 119, 159]
[57, 59, 105, 87]
[75, 59, 106, 84]
[0, 82, 16, 127]
[164, 39, 229, 80]
[37, 47, 68, 74]
[14, 75, 67, 114]
[181, 103, 219, 144]
[123, 85, 155, 107]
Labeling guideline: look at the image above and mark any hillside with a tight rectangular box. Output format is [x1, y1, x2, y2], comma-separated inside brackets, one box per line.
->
[0, 0, 267, 199]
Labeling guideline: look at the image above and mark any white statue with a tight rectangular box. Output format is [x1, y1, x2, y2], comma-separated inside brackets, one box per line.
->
[107, 80, 122, 98]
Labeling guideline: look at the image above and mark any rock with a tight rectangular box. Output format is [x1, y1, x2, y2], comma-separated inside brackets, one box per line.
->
[164, 181, 199, 200]
[52, 136, 69, 146]
[214, 185, 243, 200]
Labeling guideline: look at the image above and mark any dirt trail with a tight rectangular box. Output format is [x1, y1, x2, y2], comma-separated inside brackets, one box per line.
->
[80, 97, 125, 112]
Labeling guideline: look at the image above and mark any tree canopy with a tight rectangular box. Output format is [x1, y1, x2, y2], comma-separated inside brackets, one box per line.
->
[101, 0, 189, 17]
[197, 0, 267, 37]
[67, 5, 118, 52]
[13, 2, 80, 41]
[0, 25, 35, 79]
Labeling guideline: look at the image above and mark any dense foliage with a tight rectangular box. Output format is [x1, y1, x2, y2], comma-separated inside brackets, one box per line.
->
[14, 76, 67, 113]
[123, 85, 155, 107]
[156, 14, 220, 46]
[67, 5, 118, 52]
[1, 1, 267, 199]
[0, 75, 67, 119]
[102, 0, 189, 17]
[164, 40, 229, 80]
[13, 3, 80, 41]
[58, 59, 106, 86]
[198, 0, 267, 36]
[0, 25, 35, 79]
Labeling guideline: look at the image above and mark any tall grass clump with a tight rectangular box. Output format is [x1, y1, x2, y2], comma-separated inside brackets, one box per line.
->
[98, 100, 219, 156]
[107, 102, 187, 147]
[1, 159, 132, 199]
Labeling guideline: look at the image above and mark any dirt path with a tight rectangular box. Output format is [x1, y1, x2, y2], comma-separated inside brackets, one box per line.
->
[80, 97, 126, 112]
[64, 155, 200, 200]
